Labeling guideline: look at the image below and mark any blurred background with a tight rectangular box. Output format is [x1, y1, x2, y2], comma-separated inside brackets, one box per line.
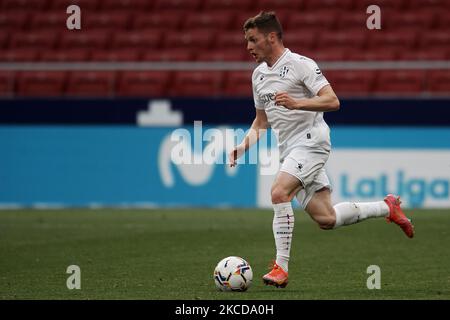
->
[0, 0, 449, 209]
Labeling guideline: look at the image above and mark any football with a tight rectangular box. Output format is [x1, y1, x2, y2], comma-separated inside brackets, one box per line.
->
[213, 256, 253, 291]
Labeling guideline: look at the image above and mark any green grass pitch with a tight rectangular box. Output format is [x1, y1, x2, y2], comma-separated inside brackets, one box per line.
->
[0, 208, 449, 300]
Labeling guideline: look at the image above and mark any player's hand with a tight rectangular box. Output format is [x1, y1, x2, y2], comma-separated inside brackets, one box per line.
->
[275, 92, 301, 110]
[229, 144, 245, 167]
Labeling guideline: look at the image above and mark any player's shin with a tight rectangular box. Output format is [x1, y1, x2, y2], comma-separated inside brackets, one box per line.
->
[333, 201, 389, 228]
[272, 202, 294, 272]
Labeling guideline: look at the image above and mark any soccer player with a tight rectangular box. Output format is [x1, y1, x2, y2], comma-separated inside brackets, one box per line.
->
[229, 11, 414, 288]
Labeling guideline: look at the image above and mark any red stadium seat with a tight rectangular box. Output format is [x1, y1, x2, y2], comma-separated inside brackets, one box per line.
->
[255, 0, 301, 11]
[154, 0, 202, 11]
[58, 31, 111, 50]
[117, 71, 171, 97]
[418, 31, 450, 50]
[286, 11, 338, 32]
[367, 31, 417, 50]
[405, 0, 450, 10]
[83, 12, 131, 30]
[398, 50, 447, 61]
[196, 49, 246, 61]
[2, 0, 49, 10]
[66, 71, 116, 97]
[131, 12, 181, 30]
[324, 70, 375, 96]
[374, 70, 425, 94]
[0, 49, 40, 61]
[314, 49, 350, 61]
[163, 30, 215, 50]
[182, 12, 233, 30]
[170, 71, 224, 97]
[9, 31, 57, 49]
[336, 12, 372, 31]
[384, 10, 436, 31]
[0, 12, 29, 31]
[98, 0, 150, 11]
[282, 32, 317, 52]
[203, 0, 254, 11]
[427, 70, 450, 93]
[29, 11, 68, 31]
[0, 72, 15, 97]
[318, 31, 367, 50]
[142, 49, 194, 61]
[303, 0, 354, 11]
[353, 0, 406, 10]
[223, 71, 253, 97]
[50, 0, 99, 10]
[347, 48, 399, 61]
[90, 49, 140, 61]
[214, 32, 247, 50]
[0, 32, 9, 49]
[111, 32, 161, 50]
[16, 71, 67, 97]
[40, 49, 91, 61]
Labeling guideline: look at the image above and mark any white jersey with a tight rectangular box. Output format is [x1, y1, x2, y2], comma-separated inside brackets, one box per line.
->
[252, 48, 331, 161]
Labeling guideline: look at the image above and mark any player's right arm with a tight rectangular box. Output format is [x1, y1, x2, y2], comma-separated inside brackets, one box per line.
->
[229, 109, 269, 167]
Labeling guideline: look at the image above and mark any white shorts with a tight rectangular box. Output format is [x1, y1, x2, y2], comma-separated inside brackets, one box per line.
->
[279, 147, 332, 209]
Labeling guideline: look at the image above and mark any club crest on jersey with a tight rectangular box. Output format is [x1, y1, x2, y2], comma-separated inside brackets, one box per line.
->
[279, 65, 290, 78]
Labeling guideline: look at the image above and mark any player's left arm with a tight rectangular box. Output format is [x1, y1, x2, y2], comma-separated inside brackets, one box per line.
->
[275, 84, 340, 112]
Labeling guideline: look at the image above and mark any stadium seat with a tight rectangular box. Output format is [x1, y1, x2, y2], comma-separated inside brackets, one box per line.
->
[286, 11, 337, 32]
[374, 70, 425, 94]
[223, 71, 253, 97]
[255, 0, 301, 11]
[353, 0, 406, 10]
[405, 0, 450, 10]
[170, 71, 224, 97]
[195, 49, 247, 61]
[0, 72, 15, 97]
[58, 31, 111, 50]
[66, 71, 116, 97]
[131, 12, 181, 31]
[142, 49, 194, 61]
[336, 12, 374, 31]
[367, 31, 417, 50]
[313, 49, 350, 61]
[384, 10, 436, 31]
[282, 32, 317, 52]
[398, 50, 447, 61]
[163, 30, 215, 50]
[83, 12, 131, 30]
[154, 0, 202, 11]
[2, 0, 49, 11]
[0, 12, 29, 31]
[203, 0, 254, 11]
[0, 49, 40, 61]
[214, 32, 247, 50]
[427, 70, 450, 93]
[49, 0, 99, 10]
[90, 49, 140, 61]
[303, 0, 354, 11]
[117, 71, 171, 97]
[16, 71, 67, 97]
[111, 32, 161, 50]
[29, 11, 68, 31]
[9, 31, 57, 49]
[182, 12, 233, 30]
[347, 49, 398, 61]
[318, 31, 366, 50]
[40, 49, 91, 61]
[0, 32, 8, 49]
[324, 70, 375, 96]
[419, 31, 450, 50]
[98, 0, 150, 11]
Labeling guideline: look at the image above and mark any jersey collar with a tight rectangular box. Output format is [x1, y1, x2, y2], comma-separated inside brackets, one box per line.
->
[267, 48, 290, 70]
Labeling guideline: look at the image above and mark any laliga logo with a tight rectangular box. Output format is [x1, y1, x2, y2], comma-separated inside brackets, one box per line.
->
[158, 122, 280, 187]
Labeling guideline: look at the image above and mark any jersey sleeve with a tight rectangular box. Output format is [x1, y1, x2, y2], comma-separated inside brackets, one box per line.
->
[252, 70, 265, 110]
[296, 58, 330, 96]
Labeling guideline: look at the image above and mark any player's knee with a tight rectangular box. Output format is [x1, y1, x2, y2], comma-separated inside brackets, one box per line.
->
[271, 187, 290, 204]
[318, 216, 336, 230]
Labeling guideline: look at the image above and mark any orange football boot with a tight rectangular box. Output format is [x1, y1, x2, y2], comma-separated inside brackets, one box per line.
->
[262, 262, 288, 288]
[384, 194, 414, 238]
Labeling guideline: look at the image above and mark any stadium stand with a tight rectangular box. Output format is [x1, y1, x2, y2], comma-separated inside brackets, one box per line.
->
[0, 0, 448, 97]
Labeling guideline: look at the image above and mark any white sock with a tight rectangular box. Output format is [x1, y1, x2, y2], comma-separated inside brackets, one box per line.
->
[333, 201, 390, 228]
[272, 202, 294, 272]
